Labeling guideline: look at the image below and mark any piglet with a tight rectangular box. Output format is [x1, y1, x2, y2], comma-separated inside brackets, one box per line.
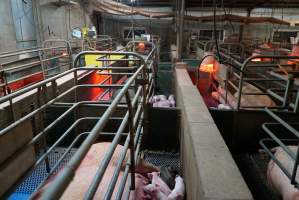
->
[267, 146, 299, 200]
[167, 176, 185, 200]
[148, 172, 172, 196]
[144, 184, 168, 200]
[129, 174, 152, 200]
[168, 95, 176, 107]
[158, 95, 167, 101]
[150, 95, 161, 103]
[153, 100, 172, 108]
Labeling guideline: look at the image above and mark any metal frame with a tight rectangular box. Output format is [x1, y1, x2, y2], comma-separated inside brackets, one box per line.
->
[0, 47, 156, 199]
[202, 47, 299, 112]
[260, 108, 299, 188]
[0, 39, 72, 97]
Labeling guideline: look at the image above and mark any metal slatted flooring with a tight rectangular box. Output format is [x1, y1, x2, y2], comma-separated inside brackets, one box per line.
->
[9, 148, 77, 200]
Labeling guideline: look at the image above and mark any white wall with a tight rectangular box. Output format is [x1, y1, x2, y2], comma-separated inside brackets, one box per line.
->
[0, 0, 17, 52]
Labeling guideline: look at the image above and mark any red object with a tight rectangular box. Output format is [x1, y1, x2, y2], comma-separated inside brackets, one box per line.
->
[288, 45, 299, 64]
[199, 63, 214, 73]
[138, 42, 145, 49]
[199, 53, 216, 73]
[8, 72, 44, 92]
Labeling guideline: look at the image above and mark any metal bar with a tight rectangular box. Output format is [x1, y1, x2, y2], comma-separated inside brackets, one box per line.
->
[247, 63, 296, 68]
[283, 75, 294, 108]
[115, 119, 143, 200]
[103, 98, 143, 199]
[96, 59, 141, 62]
[83, 87, 142, 199]
[0, 45, 67, 58]
[125, 91, 135, 190]
[40, 56, 146, 200]
[243, 78, 285, 82]
[80, 67, 137, 71]
[2, 48, 155, 198]
[260, 139, 293, 180]
[6, 70, 43, 84]
[97, 72, 134, 75]
[265, 108, 299, 138]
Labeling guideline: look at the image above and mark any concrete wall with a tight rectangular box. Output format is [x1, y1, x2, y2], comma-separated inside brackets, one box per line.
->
[175, 64, 253, 200]
[0, 0, 18, 52]
[0, 0, 91, 52]
[38, 3, 90, 41]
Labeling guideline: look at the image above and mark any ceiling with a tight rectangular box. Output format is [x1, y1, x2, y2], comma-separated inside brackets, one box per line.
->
[121, 0, 299, 9]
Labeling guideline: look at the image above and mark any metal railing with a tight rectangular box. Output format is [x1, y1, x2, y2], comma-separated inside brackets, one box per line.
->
[0, 39, 72, 97]
[260, 108, 299, 188]
[0, 47, 156, 199]
[69, 35, 114, 52]
[204, 47, 299, 111]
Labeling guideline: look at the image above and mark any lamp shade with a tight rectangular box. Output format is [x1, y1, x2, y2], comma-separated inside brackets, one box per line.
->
[138, 42, 145, 50]
[199, 52, 215, 73]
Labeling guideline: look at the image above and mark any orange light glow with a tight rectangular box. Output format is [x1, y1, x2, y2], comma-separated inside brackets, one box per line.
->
[252, 58, 262, 62]
[138, 42, 145, 49]
[199, 63, 214, 73]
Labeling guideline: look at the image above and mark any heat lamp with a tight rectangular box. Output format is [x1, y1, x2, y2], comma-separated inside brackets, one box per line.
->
[199, 53, 215, 73]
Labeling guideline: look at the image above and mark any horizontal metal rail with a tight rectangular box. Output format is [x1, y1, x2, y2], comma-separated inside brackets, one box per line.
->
[260, 108, 299, 188]
[205, 47, 299, 112]
[1, 45, 156, 199]
[38, 50, 152, 199]
[0, 39, 72, 97]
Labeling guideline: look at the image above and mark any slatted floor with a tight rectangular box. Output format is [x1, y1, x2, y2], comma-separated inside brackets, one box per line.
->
[9, 148, 77, 200]
[143, 150, 181, 174]
[8, 149, 180, 200]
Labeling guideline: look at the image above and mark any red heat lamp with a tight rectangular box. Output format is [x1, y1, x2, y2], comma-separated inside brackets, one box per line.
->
[199, 53, 215, 73]
[138, 42, 145, 50]
[288, 44, 299, 64]
[62, 52, 68, 56]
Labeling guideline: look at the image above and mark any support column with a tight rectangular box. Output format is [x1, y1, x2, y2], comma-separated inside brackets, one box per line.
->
[177, 0, 185, 61]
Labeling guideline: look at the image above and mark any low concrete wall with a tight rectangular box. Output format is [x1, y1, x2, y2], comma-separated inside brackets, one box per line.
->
[175, 65, 253, 200]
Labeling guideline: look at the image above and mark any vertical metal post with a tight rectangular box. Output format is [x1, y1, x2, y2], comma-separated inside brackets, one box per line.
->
[177, 0, 185, 61]
[294, 89, 299, 113]
[37, 85, 50, 173]
[7, 90, 15, 122]
[236, 71, 244, 110]
[51, 80, 58, 99]
[283, 74, 294, 108]
[125, 91, 135, 190]
[74, 69, 78, 103]
[291, 144, 299, 185]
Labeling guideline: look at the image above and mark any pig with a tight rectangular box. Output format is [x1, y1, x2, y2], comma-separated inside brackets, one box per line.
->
[144, 184, 169, 200]
[211, 87, 237, 106]
[168, 95, 175, 102]
[153, 100, 172, 108]
[33, 143, 159, 200]
[158, 95, 167, 101]
[129, 173, 152, 200]
[150, 96, 161, 104]
[217, 104, 231, 110]
[168, 95, 176, 107]
[151, 95, 176, 108]
[160, 166, 178, 189]
[168, 176, 185, 200]
[148, 172, 172, 196]
[267, 146, 299, 200]
[144, 174, 185, 200]
[212, 84, 276, 108]
[234, 83, 276, 108]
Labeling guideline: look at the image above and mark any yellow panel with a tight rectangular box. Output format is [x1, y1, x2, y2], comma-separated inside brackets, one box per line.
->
[85, 54, 125, 67]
